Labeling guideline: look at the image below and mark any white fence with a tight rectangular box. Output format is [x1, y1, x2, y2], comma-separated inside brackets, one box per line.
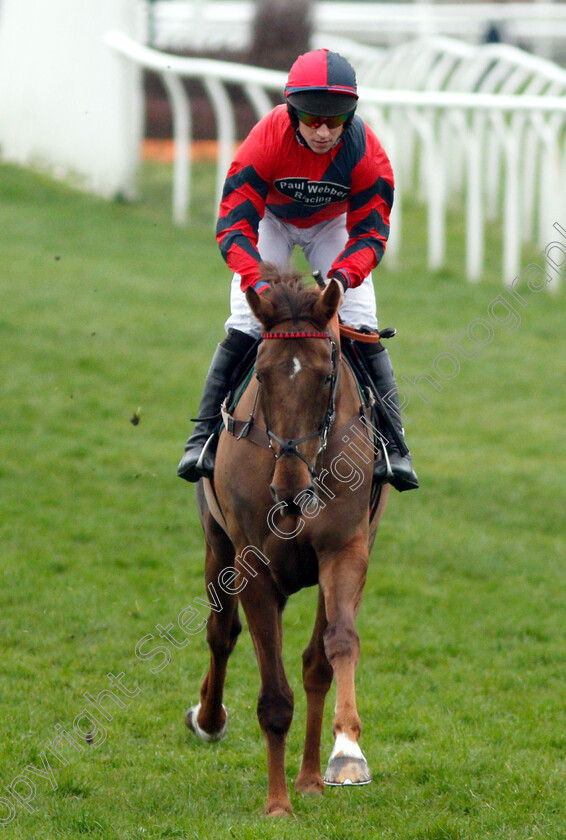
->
[142, 1, 566, 59]
[317, 34, 566, 285]
[105, 29, 566, 288]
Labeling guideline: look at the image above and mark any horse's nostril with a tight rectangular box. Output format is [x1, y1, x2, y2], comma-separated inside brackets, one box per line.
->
[281, 498, 302, 517]
[269, 486, 303, 517]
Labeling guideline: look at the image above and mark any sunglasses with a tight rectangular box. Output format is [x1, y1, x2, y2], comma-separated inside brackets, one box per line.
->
[296, 111, 350, 129]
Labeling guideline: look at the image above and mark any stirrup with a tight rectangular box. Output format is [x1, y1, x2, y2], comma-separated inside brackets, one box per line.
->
[195, 433, 217, 478]
[373, 444, 393, 484]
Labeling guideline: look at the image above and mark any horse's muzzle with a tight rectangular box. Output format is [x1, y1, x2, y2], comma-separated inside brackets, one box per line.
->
[269, 483, 318, 518]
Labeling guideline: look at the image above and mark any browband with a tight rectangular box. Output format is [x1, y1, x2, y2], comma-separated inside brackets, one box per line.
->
[261, 330, 331, 340]
[261, 327, 389, 343]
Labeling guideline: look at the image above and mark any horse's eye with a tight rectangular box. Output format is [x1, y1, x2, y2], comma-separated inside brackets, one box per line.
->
[255, 371, 263, 384]
[323, 373, 333, 389]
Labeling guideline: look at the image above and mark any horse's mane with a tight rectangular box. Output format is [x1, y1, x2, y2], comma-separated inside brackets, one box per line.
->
[259, 264, 321, 330]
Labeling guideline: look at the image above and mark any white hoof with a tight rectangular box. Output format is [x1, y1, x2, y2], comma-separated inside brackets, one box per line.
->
[185, 702, 228, 743]
[323, 732, 372, 786]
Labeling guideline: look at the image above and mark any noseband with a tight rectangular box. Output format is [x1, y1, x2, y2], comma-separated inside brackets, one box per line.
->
[259, 330, 339, 477]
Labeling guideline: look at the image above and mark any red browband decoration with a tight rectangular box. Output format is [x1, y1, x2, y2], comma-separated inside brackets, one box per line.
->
[261, 330, 331, 340]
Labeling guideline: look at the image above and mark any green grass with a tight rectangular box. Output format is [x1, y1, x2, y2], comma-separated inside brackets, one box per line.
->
[0, 159, 565, 840]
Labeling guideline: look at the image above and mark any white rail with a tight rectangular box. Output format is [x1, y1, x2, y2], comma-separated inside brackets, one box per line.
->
[142, 2, 566, 58]
[106, 30, 286, 222]
[105, 30, 566, 287]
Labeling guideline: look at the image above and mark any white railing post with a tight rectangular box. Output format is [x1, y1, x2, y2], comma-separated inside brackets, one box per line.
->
[161, 71, 191, 225]
[202, 76, 236, 214]
[466, 113, 485, 283]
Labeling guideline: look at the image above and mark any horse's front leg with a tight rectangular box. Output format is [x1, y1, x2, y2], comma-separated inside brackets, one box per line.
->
[239, 571, 294, 817]
[186, 535, 241, 742]
[295, 586, 333, 796]
[318, 535, 372, 786]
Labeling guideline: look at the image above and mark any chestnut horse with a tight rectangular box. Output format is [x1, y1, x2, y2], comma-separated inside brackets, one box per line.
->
[186, 268, 389, 816]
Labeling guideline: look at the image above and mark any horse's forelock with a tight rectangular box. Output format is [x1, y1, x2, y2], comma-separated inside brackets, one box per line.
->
[259, 266, 322, 330]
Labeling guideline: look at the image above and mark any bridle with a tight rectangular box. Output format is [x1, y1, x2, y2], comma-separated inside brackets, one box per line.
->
[258, 329, 340, 478]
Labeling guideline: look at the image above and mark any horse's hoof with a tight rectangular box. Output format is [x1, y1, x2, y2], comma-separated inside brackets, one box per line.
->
[294, 773, 325, 796]
[264, 800, 293, 817]
[323, 756, 372, 786]
[185, 702, 228, 743]
[323, 733, 372, 786]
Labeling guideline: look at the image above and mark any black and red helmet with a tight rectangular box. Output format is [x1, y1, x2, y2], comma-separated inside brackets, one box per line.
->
[285, 48, 358, 118]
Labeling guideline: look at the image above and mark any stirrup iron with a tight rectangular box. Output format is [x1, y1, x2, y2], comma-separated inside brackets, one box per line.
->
[196, 433, 216, 473]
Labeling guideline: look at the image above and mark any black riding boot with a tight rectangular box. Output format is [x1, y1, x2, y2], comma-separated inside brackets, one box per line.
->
[177, 329, 256, 482]
[355, 341, 419, 492]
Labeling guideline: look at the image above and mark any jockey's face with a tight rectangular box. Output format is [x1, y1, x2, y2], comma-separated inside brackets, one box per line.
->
[298, 119, 344, 154]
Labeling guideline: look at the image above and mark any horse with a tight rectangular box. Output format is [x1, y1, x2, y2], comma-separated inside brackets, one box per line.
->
[186, 267, 390, 816]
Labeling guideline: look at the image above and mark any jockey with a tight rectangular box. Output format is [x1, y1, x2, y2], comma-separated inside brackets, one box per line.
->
[178, 48, 419, 492]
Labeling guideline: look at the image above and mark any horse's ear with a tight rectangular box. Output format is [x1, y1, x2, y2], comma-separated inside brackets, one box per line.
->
[246, 286, 275, 328]
[313, 278, 342, 325]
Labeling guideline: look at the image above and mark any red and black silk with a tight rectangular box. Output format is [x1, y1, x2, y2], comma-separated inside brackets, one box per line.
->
[215, 105, 394, 292]
[285, 48, 358, 100]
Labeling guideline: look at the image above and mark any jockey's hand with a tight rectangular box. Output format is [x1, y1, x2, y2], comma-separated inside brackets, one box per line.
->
[327, 273, 347, 304]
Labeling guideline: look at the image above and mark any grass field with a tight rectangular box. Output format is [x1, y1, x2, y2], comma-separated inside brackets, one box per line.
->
[1, 158, 565, 840]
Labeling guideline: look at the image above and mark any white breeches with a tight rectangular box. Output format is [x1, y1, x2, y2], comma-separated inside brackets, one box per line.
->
[224, 209, 379, 338]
